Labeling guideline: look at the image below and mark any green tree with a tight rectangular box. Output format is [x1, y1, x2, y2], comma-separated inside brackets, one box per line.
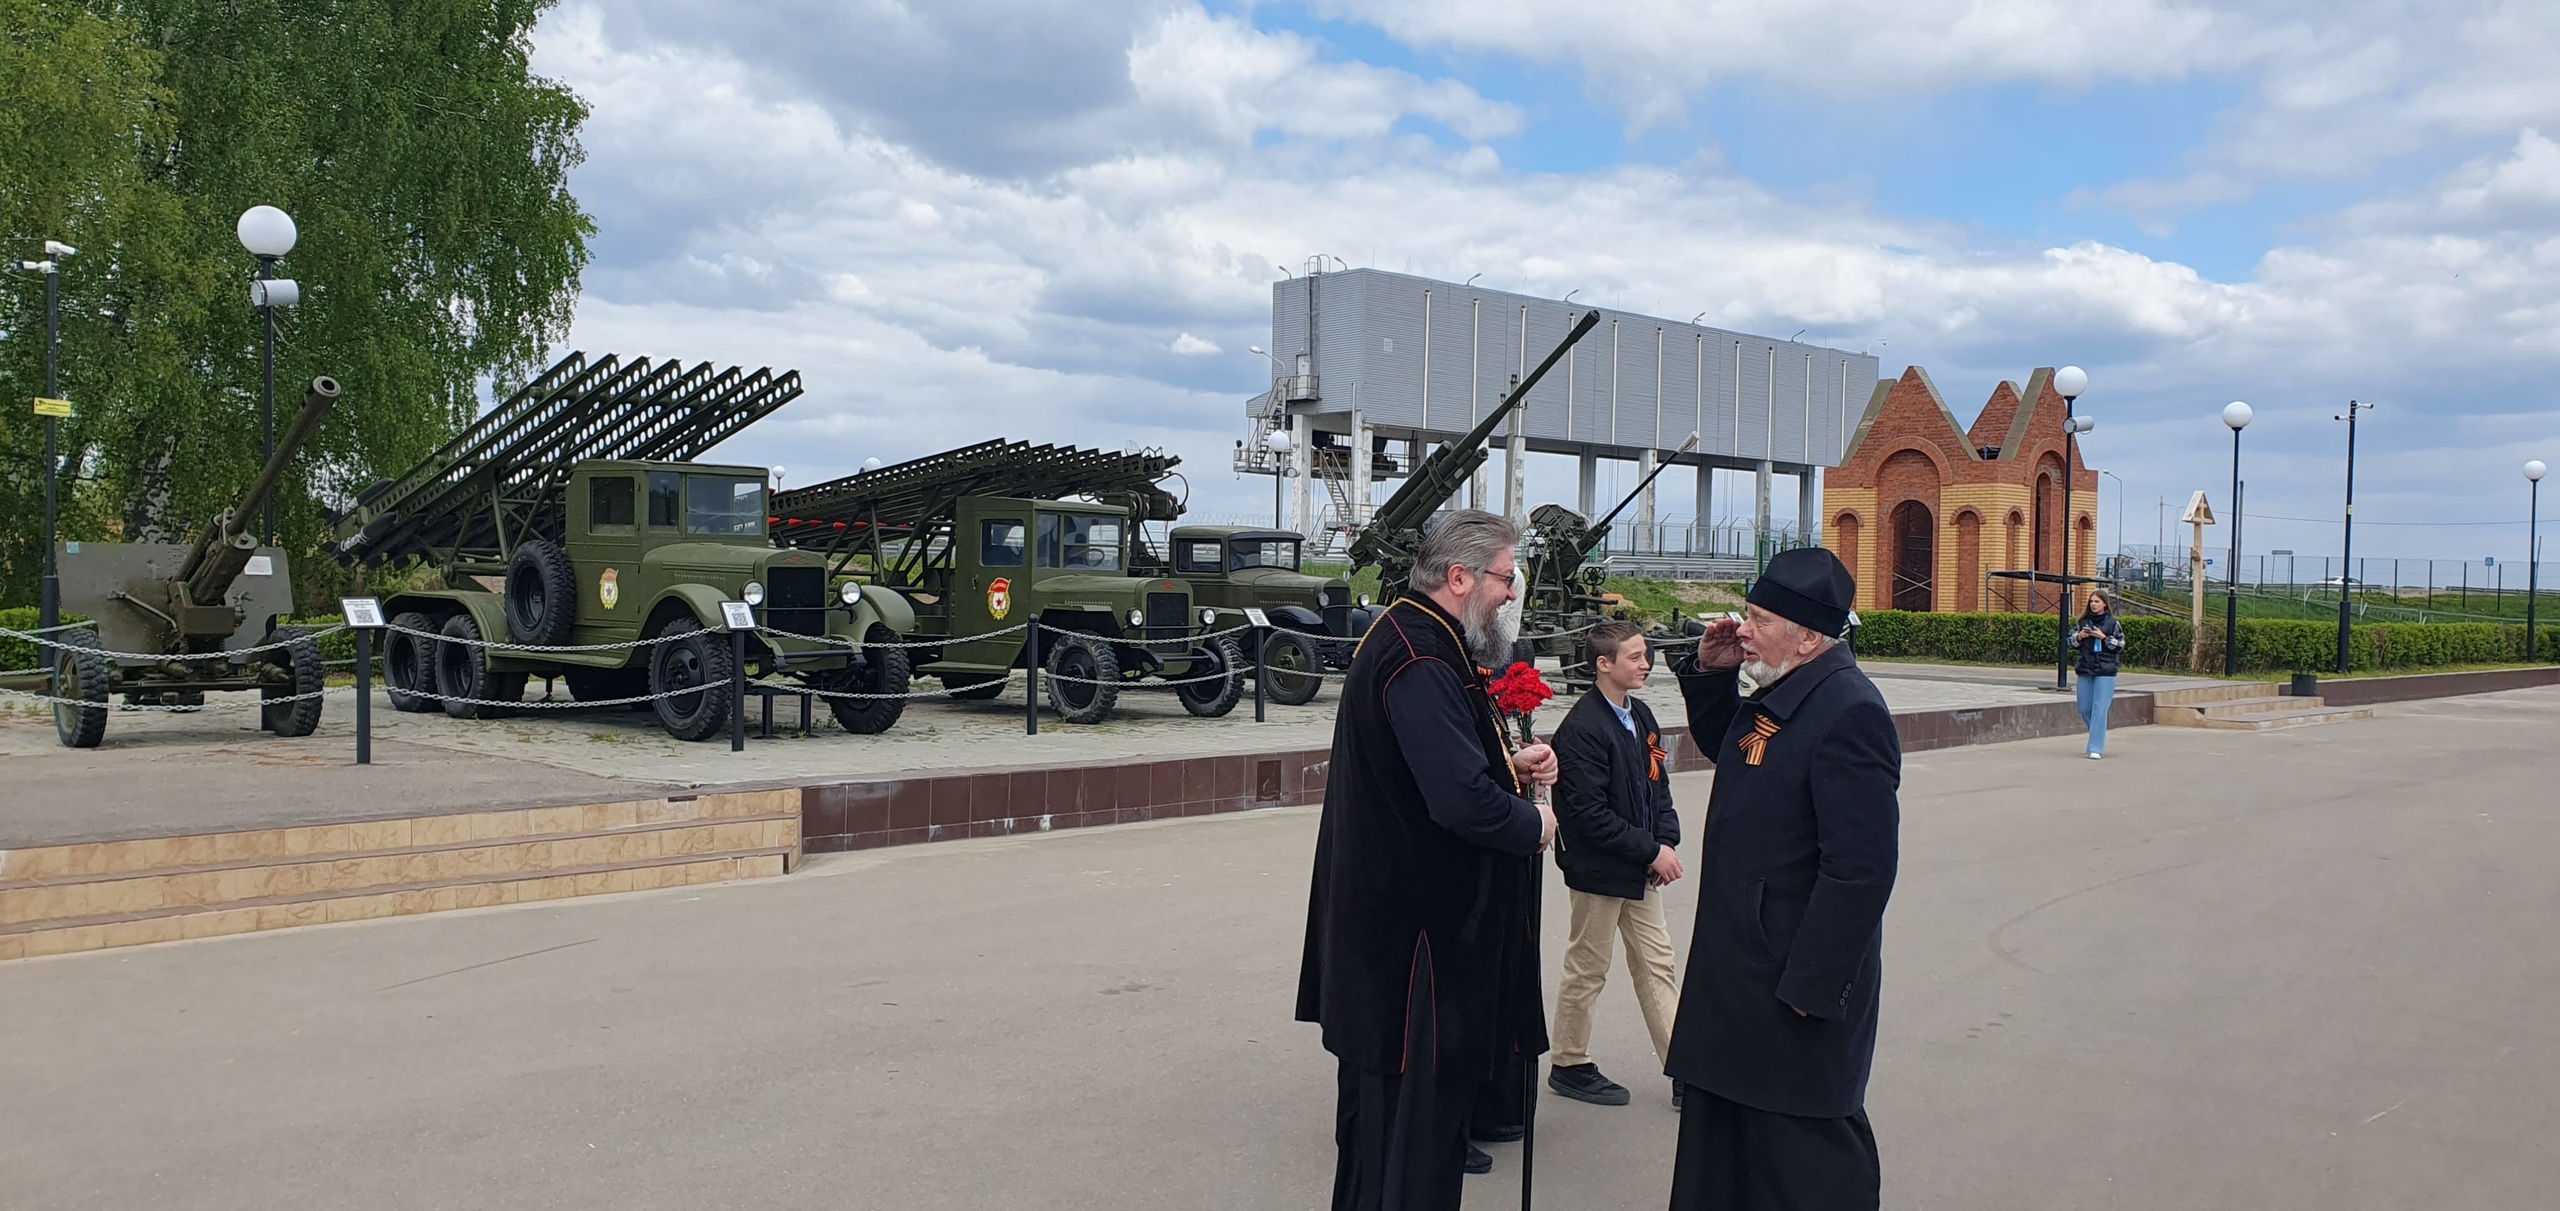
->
[1, 0, 590, 609]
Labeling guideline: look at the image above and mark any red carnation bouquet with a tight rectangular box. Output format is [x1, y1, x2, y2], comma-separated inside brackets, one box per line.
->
[1486, 660, 1556, 748]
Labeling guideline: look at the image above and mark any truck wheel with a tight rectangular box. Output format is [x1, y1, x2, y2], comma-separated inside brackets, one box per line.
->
[1262, 630, 1323, 706]
[260, 626, 327, 737]
[504, 538, 579, 646]
[564, 666, 649, 706]
[435, 613, 526, 720]
[649, 617, 736, 741]
[1044, 634, 1119, 724]
[941, 673, 1009, 701]
[826, 627, 910, 735]
[52, 630, 110, 749]
[1176, 634, 1247, 719]
[384, 611, 438, 712]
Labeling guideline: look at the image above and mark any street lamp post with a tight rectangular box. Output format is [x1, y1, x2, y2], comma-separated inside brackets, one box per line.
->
[1263, 429, 1294, 528]
[236, 205, 300, 546]
[20, 241, 74, 631]
[2332, 400, 2373, 674]
[2222, 402, 2253, 676]
[2529, 460, 2547, 662]
[2050, 365, 2090, 692]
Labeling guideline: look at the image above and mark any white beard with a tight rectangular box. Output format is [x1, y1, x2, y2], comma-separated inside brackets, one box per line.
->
[1740, 656, 1792, 692]
[1468, 578, 1524, 669]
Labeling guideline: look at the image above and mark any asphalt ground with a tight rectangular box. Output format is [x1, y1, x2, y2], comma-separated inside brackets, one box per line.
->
[4, 687, 2553, 1209]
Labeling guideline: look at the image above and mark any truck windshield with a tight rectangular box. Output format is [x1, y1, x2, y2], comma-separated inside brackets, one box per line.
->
[1037, 514, 1124, 571]
[1230, 539, 1300, 572]
[686, 476, 767, 536]
[1175, 540, 1222, 575]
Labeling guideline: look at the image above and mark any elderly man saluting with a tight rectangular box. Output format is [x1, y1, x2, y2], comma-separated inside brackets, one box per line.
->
[1666, 547, 1900, 1211]
[1298, 509, 1560, 1211]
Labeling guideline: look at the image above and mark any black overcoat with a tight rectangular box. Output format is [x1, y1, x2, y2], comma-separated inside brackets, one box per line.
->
[1666, 643, 1900, 1118]
[1296, 593, 1549, 1082]
[1551, 690, 1680, 901]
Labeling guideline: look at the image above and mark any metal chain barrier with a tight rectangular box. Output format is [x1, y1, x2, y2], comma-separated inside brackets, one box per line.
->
[0, 623, 349, 663]
[0, 684, 332, 711]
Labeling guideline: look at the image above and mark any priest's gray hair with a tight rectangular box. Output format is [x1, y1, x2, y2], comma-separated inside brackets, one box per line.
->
[1410, 509, 1522, 592]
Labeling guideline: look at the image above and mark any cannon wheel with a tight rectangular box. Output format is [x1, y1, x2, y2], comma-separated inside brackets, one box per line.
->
[1176, 634, 1246, 719]
[825, 626, 911, 735]
[1043, 634, 1119, 724]
[260, 626, 326, 737]
[1261, 630, 1323, 706]
[940, 673, 1009, 701]
[52, 630, 110, 749]
[384, 611, 438, 712]
[436, 613, 527, 720]
[504, 539, 579, 646]
[649, 617, 736, 741]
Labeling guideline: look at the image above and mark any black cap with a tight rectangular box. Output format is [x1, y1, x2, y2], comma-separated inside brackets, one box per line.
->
[1746, 547, 1857, 638]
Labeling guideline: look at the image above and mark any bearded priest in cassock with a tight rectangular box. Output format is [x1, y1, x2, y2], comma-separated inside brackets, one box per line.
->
[1666, 547, 1900, 1210]
[1298, 509, 1560, 1211]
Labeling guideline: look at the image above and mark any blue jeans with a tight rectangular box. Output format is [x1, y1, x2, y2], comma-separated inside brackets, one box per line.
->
[2076, 674, 2117, 754]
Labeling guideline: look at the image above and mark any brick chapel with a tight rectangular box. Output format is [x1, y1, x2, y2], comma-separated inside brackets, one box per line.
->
[1823, 366, 2099, 615]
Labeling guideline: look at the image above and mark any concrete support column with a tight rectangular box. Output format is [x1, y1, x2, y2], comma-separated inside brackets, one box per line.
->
[1636, 450, 1659, 553]
[1288, 412, 1312, 534]
[1696, 465, 1714, 556]
[1578, 451, 1599, 516]
[1798, 465, 1821, 547]
[1504, 429, 1527, 527]
[1754, 459, 1774, 560]
[1349, 410, 1371, 528]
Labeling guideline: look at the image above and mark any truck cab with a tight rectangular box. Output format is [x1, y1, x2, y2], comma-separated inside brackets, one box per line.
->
[1155, 525, 1374, 704]
[872, 496, 1243, 723]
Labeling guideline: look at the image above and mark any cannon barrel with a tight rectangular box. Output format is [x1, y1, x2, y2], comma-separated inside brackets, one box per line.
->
[1351, 309, 1600, 574]
[1575, 431, 1701, 558]
[179, 376, 340, 605]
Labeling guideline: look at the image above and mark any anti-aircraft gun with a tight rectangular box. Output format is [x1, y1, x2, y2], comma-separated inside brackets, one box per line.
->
[48, 377, 342, 747]
[1520, 431, 1701, 689]
[328, 352, 917, 741]
[1347, 309, 1601, 600]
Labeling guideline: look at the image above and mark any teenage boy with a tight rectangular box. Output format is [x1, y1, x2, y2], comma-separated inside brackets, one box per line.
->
[1546, 619, 1684, 1109]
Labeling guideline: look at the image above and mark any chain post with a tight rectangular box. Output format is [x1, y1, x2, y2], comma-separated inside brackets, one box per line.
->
[1254, 627, 1268, 723]
[355, 628, 373, 765]
[1025, 612, 1041, 737]
[731, 627, 747, 752]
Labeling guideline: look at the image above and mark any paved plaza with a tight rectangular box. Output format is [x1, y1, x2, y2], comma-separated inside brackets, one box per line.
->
[6, 687, 2552, 1209]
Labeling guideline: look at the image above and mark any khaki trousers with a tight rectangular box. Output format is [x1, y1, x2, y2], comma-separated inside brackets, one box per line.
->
[1551, 884, 1679, 1070]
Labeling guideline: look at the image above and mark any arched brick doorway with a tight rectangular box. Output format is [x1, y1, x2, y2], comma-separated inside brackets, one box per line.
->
[1833, 511, 1864, 607]
[2034, 452, 2066, 612]
[1955, 510, 1982, 611]
[1889, 500, 1935, 611]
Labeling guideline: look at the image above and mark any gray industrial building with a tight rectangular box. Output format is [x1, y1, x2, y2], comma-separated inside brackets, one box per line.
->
[1233, 266, 1880, 564]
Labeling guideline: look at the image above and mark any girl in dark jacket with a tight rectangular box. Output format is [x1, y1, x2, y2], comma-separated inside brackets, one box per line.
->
[2071, 589, 2126, 758]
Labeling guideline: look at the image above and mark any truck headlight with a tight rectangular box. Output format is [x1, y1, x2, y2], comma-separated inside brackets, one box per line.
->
[839, 580, 862, 606]
[1200, 607, 1217, 627]
[1357, 594, 1374, 608]
[1127, 608, 1146, 627]
[742, 581, 765, 606]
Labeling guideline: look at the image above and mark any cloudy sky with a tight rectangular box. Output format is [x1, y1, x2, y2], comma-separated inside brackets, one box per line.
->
[529, 0, 2560, 566]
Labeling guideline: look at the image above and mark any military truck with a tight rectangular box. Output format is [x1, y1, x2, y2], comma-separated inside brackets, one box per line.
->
[45, 377, 341, 747]
[328, 352, 915, 740]
[770, 440, 1244, 724]
[1142, 525, 1373, 706]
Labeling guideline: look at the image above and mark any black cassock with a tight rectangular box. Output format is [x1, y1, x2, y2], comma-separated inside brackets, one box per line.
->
[1667, 643, 1900, 1211]
[1298, 593, 1546, 1211]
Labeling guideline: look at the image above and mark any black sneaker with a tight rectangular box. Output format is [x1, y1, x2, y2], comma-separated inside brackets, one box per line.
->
[1672, 1080, 1684, 1111]
[1464, 1143, 1493, 1175]
[1547, 1063, 1632, 1106]
[1470, 1122, 1525, 1143]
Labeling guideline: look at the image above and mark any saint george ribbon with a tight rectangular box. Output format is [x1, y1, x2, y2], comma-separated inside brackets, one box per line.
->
[1737, 713, 1781, 766]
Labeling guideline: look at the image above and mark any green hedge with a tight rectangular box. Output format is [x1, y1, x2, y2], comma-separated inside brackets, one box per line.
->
[1852, 609, 2560, 673]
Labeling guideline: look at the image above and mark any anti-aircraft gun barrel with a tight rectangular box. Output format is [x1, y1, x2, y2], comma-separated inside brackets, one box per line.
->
[1576, 431, 1701, 557]
[1349, 308, 1601, 579]
[180, 376, 339, 606]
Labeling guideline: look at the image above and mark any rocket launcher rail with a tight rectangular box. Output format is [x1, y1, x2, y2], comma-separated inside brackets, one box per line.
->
[769, 440, 1181, 546]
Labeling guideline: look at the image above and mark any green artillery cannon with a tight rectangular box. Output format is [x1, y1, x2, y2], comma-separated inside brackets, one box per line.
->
[48, 377, 342, 747]
[328, 352, 916, 741]
[1520, 431, 1702, 690]
[1346, 310, 1601, 602]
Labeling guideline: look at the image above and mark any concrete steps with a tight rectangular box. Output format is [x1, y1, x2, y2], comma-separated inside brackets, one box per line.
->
[0, 790, 799, 961]
[2152, 684, 2375, 731]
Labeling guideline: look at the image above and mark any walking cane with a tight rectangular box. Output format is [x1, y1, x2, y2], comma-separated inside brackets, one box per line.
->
[1521, 844, 1543, 1211]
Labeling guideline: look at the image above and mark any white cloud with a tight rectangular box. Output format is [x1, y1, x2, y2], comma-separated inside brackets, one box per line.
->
[532, 1, 2560, 551]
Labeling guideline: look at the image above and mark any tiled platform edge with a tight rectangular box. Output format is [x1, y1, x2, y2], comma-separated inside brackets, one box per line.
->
[797, 692, 2159, 854]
